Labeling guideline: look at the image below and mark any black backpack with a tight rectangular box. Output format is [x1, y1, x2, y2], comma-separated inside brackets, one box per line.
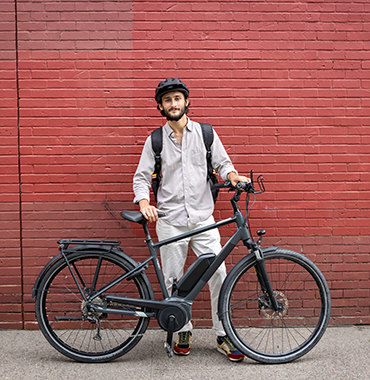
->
[151, 123, 219, 204]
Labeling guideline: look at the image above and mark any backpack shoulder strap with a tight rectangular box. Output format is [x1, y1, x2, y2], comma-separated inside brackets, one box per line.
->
[151, 126, 163, 176]
[199, 122, 214, 153]
[199, 123, 219, 204]
[151, 126, 163, 155]
[150, 127, 163, 203]
[151, 126, 163, 181]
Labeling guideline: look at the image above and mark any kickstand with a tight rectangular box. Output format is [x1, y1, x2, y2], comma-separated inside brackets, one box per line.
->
[93, 318, 102, 341]
[164, 315, 175, 358]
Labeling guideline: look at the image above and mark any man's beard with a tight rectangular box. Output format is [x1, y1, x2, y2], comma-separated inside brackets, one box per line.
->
[161, 105, 188, 121]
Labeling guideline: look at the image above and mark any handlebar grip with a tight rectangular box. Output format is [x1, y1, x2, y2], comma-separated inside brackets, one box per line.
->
[236, 182, 252, 191]
[212, 174, 264, 194]
[213, 180, 251, 191]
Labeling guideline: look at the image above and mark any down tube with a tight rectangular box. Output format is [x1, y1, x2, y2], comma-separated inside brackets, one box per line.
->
[184, 227, 247, 302]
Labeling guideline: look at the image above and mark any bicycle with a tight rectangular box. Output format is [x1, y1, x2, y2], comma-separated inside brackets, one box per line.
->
[33, 171, 331, 364]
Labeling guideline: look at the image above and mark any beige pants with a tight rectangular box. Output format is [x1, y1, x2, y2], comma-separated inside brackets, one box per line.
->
[156, 215, 227, 336]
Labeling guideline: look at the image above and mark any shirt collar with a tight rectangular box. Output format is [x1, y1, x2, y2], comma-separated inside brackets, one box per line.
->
[164, 118, 192, 138]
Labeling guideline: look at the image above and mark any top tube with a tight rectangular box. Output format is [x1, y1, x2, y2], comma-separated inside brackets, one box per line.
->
[152, 216, 238, 250]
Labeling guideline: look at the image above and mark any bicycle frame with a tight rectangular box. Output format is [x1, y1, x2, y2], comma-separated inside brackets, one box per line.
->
[57, 190, 268, 321]
[48, 177, 281, 330]
[75, 208, 245, 308]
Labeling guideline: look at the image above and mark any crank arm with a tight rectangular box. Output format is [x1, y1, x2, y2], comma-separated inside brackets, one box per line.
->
[164, 315, 175, 358]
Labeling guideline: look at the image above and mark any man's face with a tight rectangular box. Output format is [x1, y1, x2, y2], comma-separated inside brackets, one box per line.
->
[158, 91, 189, 122]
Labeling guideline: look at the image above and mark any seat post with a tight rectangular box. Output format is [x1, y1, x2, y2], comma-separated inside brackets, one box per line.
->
[142, 222, 152, 242]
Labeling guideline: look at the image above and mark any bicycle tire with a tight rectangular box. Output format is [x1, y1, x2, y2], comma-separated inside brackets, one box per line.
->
[219, 248, 331, 364]
[35, 249, 152, 363]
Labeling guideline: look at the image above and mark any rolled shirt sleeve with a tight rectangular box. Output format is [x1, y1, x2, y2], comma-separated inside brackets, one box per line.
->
[210, 130, 238, 181]
[133, 136, 154, 205]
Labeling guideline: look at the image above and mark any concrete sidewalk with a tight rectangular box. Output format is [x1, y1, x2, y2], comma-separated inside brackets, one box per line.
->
[0, 326, 369, 380]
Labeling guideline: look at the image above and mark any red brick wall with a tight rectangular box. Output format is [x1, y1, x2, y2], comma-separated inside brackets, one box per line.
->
[0, 0, 22, 328]
[1, 0, 369, 328]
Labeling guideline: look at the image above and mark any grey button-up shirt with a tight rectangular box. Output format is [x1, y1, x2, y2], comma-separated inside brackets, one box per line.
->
[133, 119, 237, 226]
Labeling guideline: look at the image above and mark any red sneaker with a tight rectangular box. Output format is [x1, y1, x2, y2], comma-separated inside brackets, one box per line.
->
[174, 331, 192, 356]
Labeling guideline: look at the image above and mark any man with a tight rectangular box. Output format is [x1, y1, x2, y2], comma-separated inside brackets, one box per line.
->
[133, 78, 249, 361]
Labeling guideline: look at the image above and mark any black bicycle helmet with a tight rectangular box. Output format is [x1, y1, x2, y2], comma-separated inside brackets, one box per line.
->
[155, 78, 189, 103]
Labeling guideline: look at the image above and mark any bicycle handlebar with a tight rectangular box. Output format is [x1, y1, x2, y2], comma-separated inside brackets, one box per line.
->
[213, 170, 265, 195]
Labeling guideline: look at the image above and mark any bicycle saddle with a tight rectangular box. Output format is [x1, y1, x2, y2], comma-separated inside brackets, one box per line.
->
[120, 210, 165, 224]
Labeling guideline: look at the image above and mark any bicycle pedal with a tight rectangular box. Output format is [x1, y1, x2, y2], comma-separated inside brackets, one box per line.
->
[164, 342, 174, 358]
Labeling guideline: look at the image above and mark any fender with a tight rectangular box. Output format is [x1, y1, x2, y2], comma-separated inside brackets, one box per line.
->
[217, 246, 277, 320]
[260, 246, 277, 255]
[32, 244, 154, 301]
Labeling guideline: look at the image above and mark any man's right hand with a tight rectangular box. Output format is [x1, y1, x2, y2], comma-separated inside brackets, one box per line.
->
[139, 199, 161, 223]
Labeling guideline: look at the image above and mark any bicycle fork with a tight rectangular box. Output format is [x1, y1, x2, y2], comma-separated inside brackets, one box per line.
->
[251, 244, 282, 313]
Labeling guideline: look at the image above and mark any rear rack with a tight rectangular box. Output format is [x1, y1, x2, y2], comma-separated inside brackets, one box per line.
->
[57, 239, 121, 246]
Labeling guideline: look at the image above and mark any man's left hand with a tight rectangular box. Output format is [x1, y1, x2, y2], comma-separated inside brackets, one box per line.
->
[227, 172, 251, 187]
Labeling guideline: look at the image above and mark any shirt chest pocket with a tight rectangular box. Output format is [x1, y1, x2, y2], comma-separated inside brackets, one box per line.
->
[191, 148, 205, 167]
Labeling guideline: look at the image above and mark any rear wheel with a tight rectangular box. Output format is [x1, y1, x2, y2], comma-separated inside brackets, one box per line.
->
[219, 249, 331, 364]
[35, 250, 152, 362]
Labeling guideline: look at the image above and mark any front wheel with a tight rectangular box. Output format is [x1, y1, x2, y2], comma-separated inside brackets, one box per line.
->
[219, 248, 331, 364]
[35, 250, 152, 363]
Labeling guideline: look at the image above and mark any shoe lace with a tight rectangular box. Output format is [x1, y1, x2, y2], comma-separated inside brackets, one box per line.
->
[222, 336, 237, 351]
[178, 331, 191, 344]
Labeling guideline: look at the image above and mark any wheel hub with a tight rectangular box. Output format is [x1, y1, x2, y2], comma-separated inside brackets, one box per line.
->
[260, 291, 288, 319]
[81, 297, 104, 318]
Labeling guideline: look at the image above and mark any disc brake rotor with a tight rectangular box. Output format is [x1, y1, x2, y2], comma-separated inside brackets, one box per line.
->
[260, 291, 288, 319]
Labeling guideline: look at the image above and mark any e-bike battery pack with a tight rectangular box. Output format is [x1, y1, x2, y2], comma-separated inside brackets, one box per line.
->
[176, 253, 216, 297]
